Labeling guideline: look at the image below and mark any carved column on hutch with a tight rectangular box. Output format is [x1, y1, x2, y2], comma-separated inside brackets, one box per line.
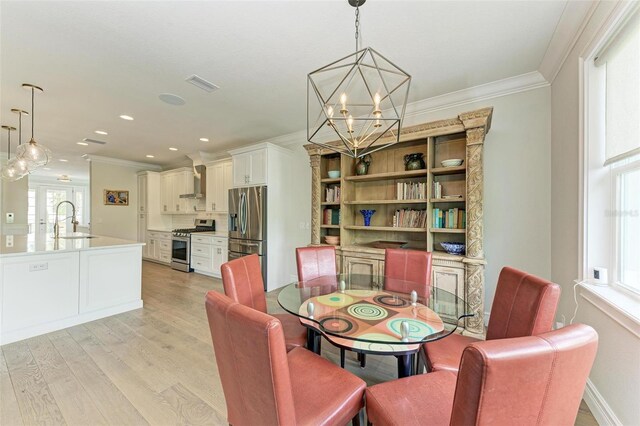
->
[462, 122, 488, 336]
[307, 147, 322, 245]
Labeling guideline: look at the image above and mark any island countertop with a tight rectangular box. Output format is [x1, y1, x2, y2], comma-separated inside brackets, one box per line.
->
[0, 233, 144, 258]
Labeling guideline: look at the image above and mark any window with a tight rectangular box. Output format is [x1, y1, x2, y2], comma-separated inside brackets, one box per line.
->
[585, 5, 640, 294]
[27, 189, 36, 234]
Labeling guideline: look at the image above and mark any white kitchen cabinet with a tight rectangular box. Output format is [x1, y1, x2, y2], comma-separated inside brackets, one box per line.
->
[79, 246, 142, 313]
[191, 234, 227, 277]
[1, 252, 80, 333]
[138, 213, 147, 257]
[138, 174, 147, 213]
[161, 168, 194, 214]
[432, 264, 465, 321]
[146, 230, 171, 264]
[206, 159, 233, 212]
[232, 149, 267, 187]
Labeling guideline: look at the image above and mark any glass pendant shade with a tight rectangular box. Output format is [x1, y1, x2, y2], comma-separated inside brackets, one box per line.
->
[307, 47, 411, 158]
[2, 158, 25, 181]
[15, 139, 51, 168]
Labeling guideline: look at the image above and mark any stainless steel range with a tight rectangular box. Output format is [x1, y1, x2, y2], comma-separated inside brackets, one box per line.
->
[171, 219, 215, 272]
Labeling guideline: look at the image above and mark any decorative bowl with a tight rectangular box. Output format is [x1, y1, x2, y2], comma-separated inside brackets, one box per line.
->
[441, 159, 464, 168]
[328, 170, 341, 179]
[324, 236, 340, 245]
[440, 242, 466, 255]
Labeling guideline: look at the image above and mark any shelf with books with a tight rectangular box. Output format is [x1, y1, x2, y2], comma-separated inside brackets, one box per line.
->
[343, 199, 428, 205]
[430, 198, 465, 203]
[344, 226, 427, 233]
[344, 169, 428, 182]
[321, 202, 341, 206]
[430, 228, 466, 234]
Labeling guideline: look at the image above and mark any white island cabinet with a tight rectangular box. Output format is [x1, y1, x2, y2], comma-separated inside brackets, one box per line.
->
[0, 234, 144, 345]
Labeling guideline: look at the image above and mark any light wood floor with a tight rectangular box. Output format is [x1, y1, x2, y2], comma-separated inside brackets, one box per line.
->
[1, 261, 598, 425]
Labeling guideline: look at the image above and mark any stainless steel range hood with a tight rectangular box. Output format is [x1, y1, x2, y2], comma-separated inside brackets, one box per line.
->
[179, 165, 206, 199]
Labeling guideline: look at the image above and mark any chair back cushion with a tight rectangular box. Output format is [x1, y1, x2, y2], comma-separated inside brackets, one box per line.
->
[384, 249, 433, 301]
[296, 246, 337, 282]
[205, 291, 296, 425]
[486, 267, 560, 340]
[451, 324, 598, 426]
[221, 254, 267, 313]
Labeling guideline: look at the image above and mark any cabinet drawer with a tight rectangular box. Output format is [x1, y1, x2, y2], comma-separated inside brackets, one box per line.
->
[159, 240, 171, 250]
[148, 231, 171, 240]
[191, 243, 212, 257]
[191, 235, 214, 245]
[211, 237, 227, 246]
[158, 251, 172, 263]
[191, 255, 214, 273]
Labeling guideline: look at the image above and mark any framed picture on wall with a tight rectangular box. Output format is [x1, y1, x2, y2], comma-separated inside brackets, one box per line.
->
[104, 189, 129, 206]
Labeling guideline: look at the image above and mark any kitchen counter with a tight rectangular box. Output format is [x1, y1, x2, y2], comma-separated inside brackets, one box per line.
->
[147, 228, 173, 233]
[0, 233, 143, 345]
[196, 231, 228, 238]
[0, 233, 144, 258]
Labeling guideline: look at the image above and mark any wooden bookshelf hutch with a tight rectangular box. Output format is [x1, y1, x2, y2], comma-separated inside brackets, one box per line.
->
[304, 107, 493, 337]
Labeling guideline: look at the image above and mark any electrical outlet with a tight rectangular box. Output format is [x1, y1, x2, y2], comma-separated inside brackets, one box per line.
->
[5, 235, 13, 247]
[29, 263, 48, 272]
[6, 212, 14, 224]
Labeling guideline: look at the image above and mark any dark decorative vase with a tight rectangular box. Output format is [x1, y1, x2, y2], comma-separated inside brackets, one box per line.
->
[355, 154, 372, 176]
[360, 209, 376, 226]
[404, 153, 426, 171]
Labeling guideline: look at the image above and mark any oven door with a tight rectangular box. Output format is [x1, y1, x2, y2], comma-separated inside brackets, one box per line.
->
[171, 236, 192, 272]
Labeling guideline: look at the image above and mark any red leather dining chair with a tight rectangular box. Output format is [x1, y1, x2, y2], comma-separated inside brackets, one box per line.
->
[384, 249, 433, 302]
[206, 291, 366, 426]
[422, 266, 560, 373]
[365, 324, 598, 426]
[221, 254, 307, 352]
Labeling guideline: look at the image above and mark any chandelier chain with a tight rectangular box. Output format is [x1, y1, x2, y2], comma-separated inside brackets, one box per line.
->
[31, 88, 35, 139]
[354, 0, 360, 52]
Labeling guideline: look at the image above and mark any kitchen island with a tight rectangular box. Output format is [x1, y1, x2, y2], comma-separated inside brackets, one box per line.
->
[0, 233, 144, 345]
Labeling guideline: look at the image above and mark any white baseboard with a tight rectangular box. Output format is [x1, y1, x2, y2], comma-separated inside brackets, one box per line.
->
[583, 378, 622, 426]
[0, 300, 143, 346]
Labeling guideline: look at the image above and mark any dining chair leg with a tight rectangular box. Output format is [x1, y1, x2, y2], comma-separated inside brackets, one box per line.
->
[340, 349, 345, 368]
[351, 410, 361, 426]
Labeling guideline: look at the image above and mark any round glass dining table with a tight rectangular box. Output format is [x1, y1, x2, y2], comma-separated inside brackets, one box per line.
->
[277, 273, 472, 378]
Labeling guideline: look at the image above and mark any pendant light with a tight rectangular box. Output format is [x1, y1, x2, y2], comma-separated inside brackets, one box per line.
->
[307, 0, 411, 158]
[10, 108, 30, 177]
[1, 125, 21, 181]
[16, 83, 51, 168]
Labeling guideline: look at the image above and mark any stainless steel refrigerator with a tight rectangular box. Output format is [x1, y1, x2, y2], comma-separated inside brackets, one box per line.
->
[228, 186, 267, 289]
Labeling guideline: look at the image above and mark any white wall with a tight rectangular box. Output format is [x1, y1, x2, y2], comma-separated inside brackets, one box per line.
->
[550, 2, 639, 424]
[0, 175, 29, 235]
[90, 161, 140, 240]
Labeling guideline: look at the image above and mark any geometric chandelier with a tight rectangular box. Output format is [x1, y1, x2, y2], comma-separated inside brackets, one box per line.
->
[307, 0, 411, 159]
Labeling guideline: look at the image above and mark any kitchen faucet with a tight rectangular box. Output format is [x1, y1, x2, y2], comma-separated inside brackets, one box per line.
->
[53, 201, 79, 238]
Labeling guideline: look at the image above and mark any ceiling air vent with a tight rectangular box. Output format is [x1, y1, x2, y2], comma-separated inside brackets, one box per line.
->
[185, 74, 220, 93]
[82, 138, 107, 145]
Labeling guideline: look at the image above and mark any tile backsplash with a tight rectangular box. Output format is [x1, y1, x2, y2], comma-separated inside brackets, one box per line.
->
[171, 212, 228, 232]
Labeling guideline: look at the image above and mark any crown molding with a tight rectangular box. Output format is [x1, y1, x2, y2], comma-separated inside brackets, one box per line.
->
[84, 154, 161, 171]
[539, 1, 599, 84]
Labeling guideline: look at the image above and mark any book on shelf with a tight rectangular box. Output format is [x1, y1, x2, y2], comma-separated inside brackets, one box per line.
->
[323, 208, 340, 225]
[433, 181, 442, 199]
[396, 182, 426, 200]
[325, 185, 341, 203]
[432, 208, 466, 229]
[393, 209, 428, 228]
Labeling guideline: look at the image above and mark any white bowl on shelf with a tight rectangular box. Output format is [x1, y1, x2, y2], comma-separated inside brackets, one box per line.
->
[441, 159, 464, 168]
[327, 170, 341, 179]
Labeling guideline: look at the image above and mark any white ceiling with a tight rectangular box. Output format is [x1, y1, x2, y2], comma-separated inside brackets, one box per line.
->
[1, 0, 577, 180]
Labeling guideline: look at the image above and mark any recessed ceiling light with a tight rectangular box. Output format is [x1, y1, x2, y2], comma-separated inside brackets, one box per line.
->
[146, 155, 155, 158]
[200, 138, 209, 142]
[59, 159, 68, 162]
[159, 93, 186, 106]
[95, 130, 108, 135]
[77, 142, 89, 146]
[120, 115, 134, 121]
[169, 147, 178, 151]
